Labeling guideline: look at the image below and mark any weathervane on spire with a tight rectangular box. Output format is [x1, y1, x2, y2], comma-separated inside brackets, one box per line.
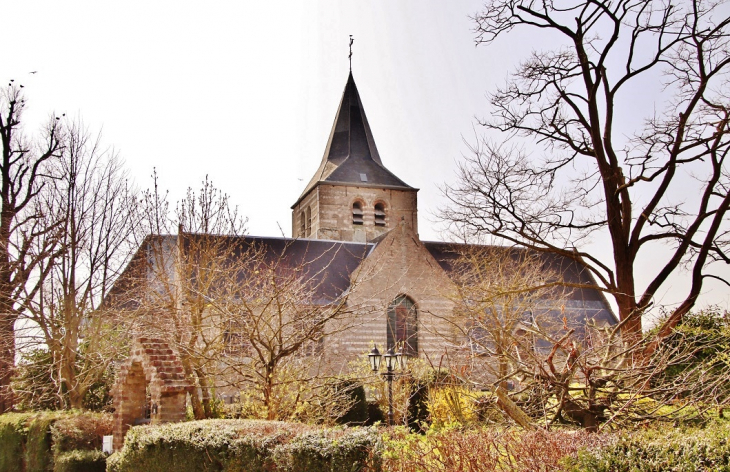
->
[349, 35, 354, 71]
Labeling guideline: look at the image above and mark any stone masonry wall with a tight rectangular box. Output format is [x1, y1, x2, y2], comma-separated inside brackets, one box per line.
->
[326, 221, 457, 367]
[292, 184, 417, 242]
[110, 338, 192, 451]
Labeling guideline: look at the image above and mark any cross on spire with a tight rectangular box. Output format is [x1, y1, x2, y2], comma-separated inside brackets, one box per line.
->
[349, 35, 354, 71]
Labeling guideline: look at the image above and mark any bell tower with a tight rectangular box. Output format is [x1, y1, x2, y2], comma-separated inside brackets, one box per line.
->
[292, 73, 418, 242]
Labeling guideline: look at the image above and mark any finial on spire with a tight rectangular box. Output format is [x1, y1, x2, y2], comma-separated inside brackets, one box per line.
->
[349, 35, 354, 71]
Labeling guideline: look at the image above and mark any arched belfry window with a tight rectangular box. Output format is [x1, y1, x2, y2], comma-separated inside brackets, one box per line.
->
[299, 211, 306, 237]
[387, 295, 418, 356]
[352, 201, 364, 225]
[374, 203, 386, 226]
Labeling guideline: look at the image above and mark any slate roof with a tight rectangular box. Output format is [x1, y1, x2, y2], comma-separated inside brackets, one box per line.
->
[294, 73, 415, 207]
[194, 235, 374, 304]
[107, 234, 375, 307]
[423, 241, 618, 328]
[110, 232, 615, 328]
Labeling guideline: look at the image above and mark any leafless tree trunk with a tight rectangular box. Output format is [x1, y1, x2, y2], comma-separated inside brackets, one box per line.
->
[25, 120, 138, 409]
[442, 0, 730, 350]
[0, 84, 64, 412]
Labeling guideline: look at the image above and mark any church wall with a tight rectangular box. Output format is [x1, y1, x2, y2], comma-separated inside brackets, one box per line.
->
[325, 222, 457, 369]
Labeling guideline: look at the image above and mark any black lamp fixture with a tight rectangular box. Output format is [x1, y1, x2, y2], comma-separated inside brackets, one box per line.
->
[367, 343, 408, 426]
[368, 345, 381, 372]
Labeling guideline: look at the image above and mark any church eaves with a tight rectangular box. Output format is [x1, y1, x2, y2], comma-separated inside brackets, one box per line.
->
[293, 73, 414, 208]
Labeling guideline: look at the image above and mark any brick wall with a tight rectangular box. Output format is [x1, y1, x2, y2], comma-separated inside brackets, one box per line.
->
[110, 338, 192, 451]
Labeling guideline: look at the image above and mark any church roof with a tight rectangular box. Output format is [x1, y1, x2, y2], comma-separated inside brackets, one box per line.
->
[107, 234, 374, 307]
[294, 73, 415, 207]
[423, 241, 618, 328]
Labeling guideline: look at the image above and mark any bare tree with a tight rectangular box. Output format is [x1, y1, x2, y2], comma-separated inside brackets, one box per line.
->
[0, 84, 64, 412]
[120, 175, 375, 421]
[442, 0, 730, 349]
[437, 247, 730, 431]
[126, 175, 247, 419]
[440, 245, 570, 390]
[23, 120, 138, 409]
[206, 239, 371, 421]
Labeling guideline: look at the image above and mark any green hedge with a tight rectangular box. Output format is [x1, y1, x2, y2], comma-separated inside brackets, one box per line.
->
[54, 450, 107, 472]
[564, 421, 730, 471]
[0, 412, 61, 472]
[0, 413, 32, 472]
[272, 427, 382, 472]
[107, 419, 382, 472]
[0, 411, 111, 472]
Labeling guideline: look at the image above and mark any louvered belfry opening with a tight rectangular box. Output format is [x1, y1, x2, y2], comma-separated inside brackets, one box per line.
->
[374, 203, 386, 226]
[353, 201, 364, 225]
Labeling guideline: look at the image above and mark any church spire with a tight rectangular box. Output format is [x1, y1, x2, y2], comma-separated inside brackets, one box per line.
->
[294, 72, 413, 206]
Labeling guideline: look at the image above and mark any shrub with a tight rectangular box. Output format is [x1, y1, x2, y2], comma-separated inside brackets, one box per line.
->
[383, 426, 611, 472]
[12, 350, 61, 411]
[428, 385, 480, 428]
[365, 402, 385, 426]
[406, 381, 429, 432]
[563, 421, 730, 471]
[53, 450, 107, 472]
[51, 412, 113, 454]
[0, 411, 112, 472]
[334, 381, 368, 426]
[107, 419, 382, 472]
[272, 427, 382, 472]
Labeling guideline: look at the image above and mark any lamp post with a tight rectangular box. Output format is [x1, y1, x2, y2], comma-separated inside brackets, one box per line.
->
[368, 344, 407, 426]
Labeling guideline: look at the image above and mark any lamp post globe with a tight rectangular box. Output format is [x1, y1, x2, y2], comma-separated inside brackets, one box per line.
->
[368, 345, 382, 372]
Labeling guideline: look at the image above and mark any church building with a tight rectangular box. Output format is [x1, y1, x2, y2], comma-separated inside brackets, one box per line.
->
[112, 72, 616, 376]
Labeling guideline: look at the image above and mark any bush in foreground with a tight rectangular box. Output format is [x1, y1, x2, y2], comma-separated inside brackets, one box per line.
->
[564, 420, 730, 471]
[382, 426, 610, 472]
[107, 419, 382, 472]
[0, 411, 112, 472]
[54, 450, 107, 472]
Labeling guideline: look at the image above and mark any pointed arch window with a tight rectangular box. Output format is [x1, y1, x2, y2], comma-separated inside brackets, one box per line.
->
[374, 203, 386, 226]
[352, 201, 364, 225]
[387, 295, 418, 356]
[300, 211, 306, 237]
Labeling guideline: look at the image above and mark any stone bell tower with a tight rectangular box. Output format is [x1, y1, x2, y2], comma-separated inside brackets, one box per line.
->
[291, 73, 418, 242]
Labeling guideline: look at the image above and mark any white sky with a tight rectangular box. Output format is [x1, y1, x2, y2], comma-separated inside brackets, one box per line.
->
[4, 1, 728, 313]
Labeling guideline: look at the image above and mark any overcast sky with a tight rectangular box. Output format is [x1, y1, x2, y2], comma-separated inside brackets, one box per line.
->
[5, 1, 728, 313]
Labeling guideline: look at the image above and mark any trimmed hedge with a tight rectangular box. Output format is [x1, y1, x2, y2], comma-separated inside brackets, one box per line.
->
[564, 421, 730, 471]
[272, 427, 382, 472]
[54, 450, 107, 472]
[0, 413, 31, 472]
[0, 412, 60, 472]
[52, 414, 113, 454]
[0, 411, 112, 472]
[107, 419, 382, 472]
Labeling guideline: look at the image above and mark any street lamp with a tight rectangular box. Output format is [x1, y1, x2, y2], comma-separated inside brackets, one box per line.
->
[367, 344, 406, 426]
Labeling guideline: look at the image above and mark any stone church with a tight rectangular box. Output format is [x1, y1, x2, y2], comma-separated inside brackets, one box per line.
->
[114, 72, 616, 372]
